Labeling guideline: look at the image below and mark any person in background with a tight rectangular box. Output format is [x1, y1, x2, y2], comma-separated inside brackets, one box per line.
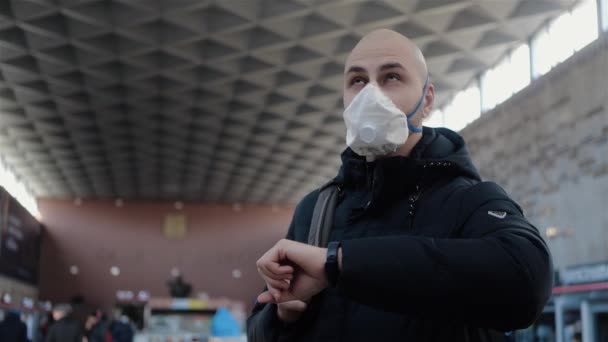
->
[39, 312, 55, 340]
[109, 308, 134, 342]
[45, 304, 84, 342]
[85, 310, 111, 342]
[0, 310, 29, 342]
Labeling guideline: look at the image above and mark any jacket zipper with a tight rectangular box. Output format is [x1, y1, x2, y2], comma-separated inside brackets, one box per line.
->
[408, 185, 423, 230]
[364, 162, 374, 210]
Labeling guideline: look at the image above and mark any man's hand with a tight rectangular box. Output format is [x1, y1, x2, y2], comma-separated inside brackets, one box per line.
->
[256, 239, 328, 304]
[277, 299, 310, 323]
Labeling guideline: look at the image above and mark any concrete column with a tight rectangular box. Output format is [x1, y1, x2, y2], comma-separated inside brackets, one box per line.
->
[555, 297, 565, 342]
[581, 300, 596, 342]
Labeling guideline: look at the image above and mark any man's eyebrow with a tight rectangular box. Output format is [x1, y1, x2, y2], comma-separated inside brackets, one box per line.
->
[345, 66, 366, 74]
[345, 63, 406, 74]
[379, 62, 405, 71]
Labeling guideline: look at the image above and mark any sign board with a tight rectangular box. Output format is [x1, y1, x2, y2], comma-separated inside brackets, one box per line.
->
[560, 261, 608, 285]
[163, 214, 187, 239]
[0, 187, 41, 285]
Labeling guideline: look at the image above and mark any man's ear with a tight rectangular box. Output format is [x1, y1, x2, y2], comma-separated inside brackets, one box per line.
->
[422, 83, 435, 118]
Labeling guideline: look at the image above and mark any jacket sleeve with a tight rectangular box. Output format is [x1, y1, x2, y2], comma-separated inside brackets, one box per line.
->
[247, 191, 319, 342]
[336, 182, 553, 332]
[44, 326, 56, 342]
[246, 302, 281, 342]
[20, 323, 30, 342]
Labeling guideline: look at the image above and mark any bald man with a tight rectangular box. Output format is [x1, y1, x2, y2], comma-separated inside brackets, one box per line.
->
[248, 29, 552, 341]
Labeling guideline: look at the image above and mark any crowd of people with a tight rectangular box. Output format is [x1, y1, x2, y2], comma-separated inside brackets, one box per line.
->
[0, 302, 136, 342]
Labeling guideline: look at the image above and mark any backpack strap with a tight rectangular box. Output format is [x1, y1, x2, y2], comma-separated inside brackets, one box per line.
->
[307, 183, 340, 247]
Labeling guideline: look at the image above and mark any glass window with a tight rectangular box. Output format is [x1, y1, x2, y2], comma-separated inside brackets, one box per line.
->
[548, 11, 576, 65]
[509, 44, 531, 94]
[424, 108, 445, 128]
[444, 85, 481, 132]
[481, 55, 511, 111]
[531, 0, 598, 79]
[0, 158, 40, 218]
[602, 0, 608, 31]
[570, 0, 599, 50]
[437, 0, 600, 128]
[531, 27, 552, 78]
[479, 43, 530, 112]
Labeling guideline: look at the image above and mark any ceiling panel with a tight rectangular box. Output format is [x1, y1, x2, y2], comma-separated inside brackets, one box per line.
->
[0, 0, 576, 203]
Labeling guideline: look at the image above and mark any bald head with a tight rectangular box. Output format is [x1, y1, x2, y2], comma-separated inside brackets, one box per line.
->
[346, 29, 428, 81]
[342, 28, 435, 133]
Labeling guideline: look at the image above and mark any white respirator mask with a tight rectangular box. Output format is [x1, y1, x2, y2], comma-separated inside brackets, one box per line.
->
[343, 78, 428, 161]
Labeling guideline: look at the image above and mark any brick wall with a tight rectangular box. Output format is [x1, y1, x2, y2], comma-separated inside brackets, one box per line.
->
[37, 199, 294, 311]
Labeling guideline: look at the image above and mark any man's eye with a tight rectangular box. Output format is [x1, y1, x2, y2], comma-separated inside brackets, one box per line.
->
[351, 77, 367, 85]
[386, 73, 401, 81]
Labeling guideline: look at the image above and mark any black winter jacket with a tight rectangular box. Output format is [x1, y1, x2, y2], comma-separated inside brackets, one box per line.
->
[247, 127, 553, 342]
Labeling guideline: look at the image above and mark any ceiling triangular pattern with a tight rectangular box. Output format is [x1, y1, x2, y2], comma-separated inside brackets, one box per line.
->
[0, 0, 576, 202]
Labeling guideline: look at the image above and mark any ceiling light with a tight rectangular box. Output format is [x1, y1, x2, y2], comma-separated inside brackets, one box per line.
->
[116, 290, 134, 301]
[69, 265, 79, 275]
[545, 226, 576, 239]
[137, 291, 150, 302]
[232, 269, 242, 279]
[546, 226, 559, 238]
[22, 297, 34, 308]
[2, 293, 11, 304]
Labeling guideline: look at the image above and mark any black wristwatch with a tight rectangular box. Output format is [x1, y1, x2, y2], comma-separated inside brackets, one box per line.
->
[325, 241, 342, 287]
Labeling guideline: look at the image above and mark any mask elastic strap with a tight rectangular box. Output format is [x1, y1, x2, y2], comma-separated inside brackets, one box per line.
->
[408, 123, 424, 133]
[406, 76, 429, 133]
